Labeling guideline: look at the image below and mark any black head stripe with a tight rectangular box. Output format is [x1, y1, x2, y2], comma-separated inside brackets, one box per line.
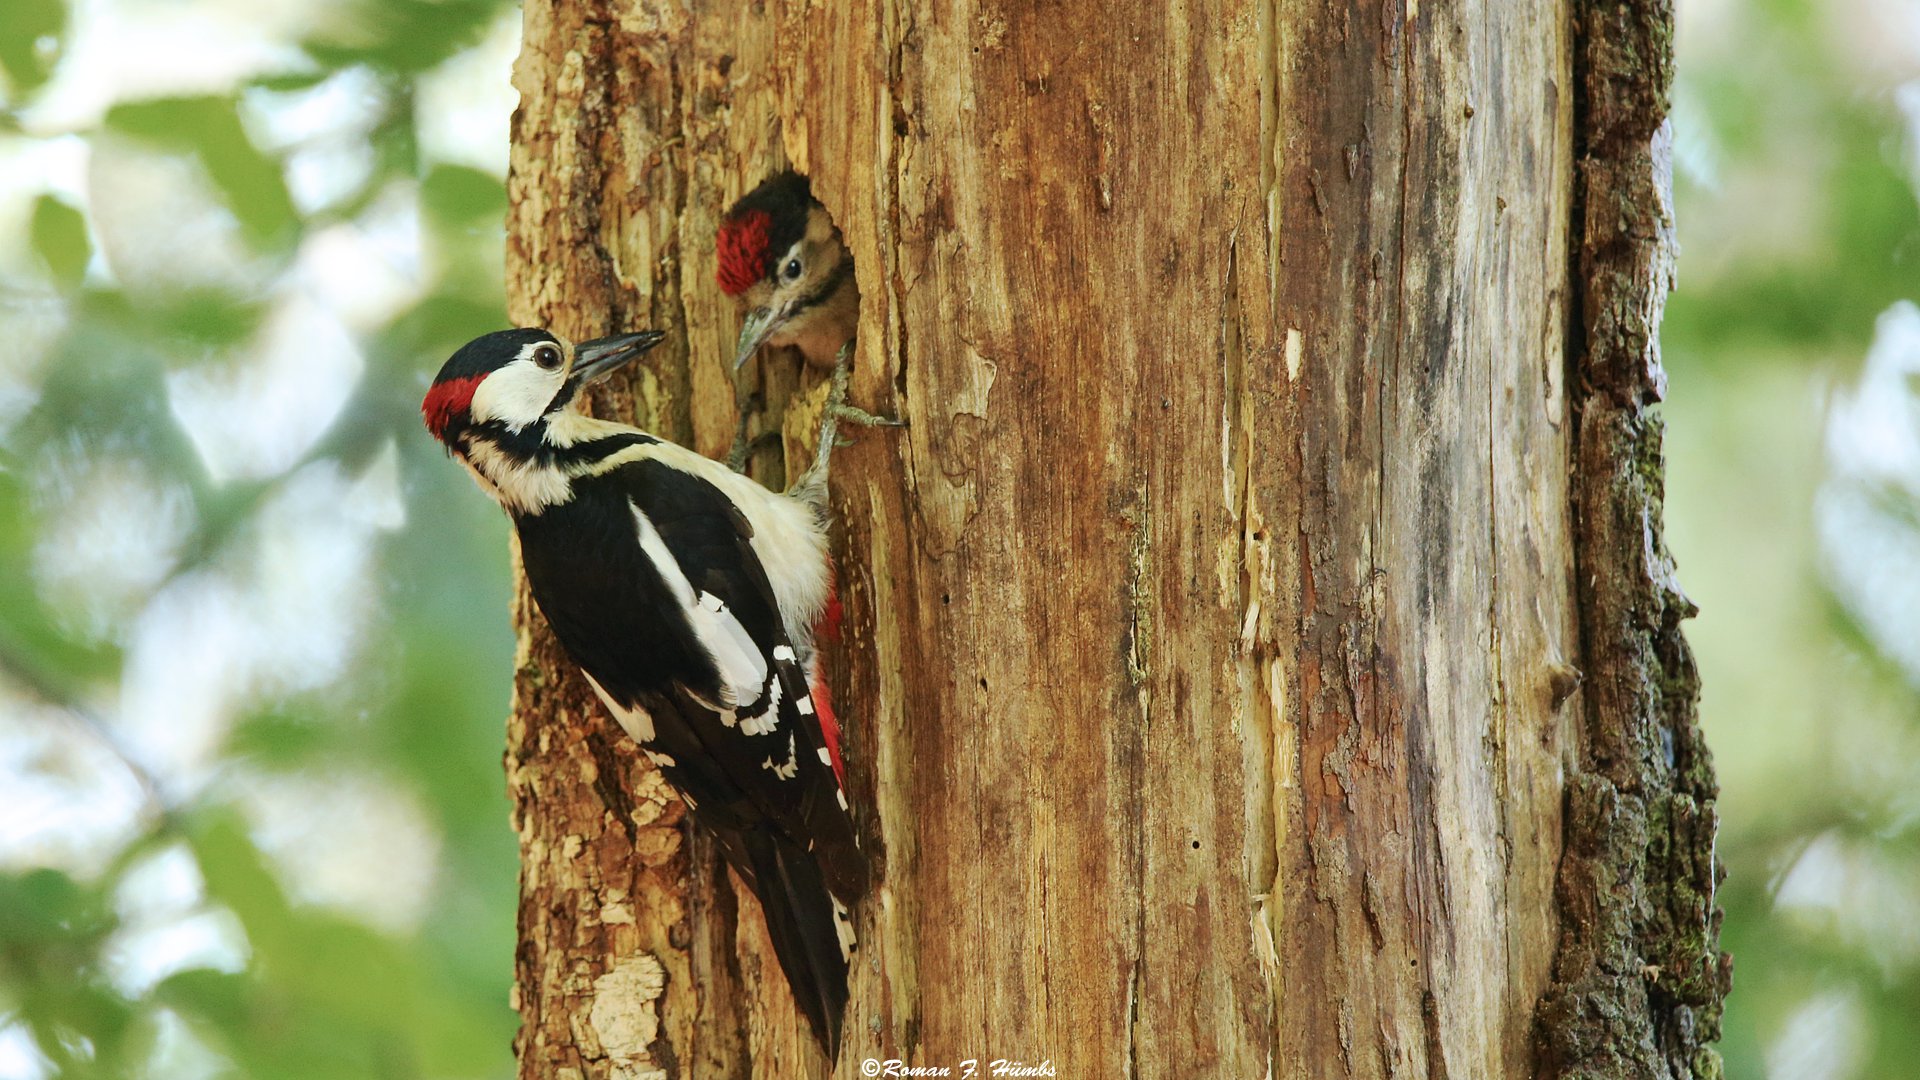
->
[543, 373, 582, 418]
[435, 327, 554, 383]
[467, 419, 656, 473]
[788, 253, 855, 320]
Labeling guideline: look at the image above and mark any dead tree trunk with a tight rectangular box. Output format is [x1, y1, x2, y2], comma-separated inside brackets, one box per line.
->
[498, 1, 1727, 1077]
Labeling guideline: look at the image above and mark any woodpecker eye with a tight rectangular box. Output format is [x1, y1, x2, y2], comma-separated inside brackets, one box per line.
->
[533, 344, 562, 370]
[782, 258, 802, 281]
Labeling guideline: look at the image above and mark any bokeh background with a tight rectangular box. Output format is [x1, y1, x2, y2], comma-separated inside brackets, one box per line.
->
[0, 0, 524, 1075]
[0, 0, 1914, 1077]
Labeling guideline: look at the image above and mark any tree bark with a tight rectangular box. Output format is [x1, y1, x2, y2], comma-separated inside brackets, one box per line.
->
[499, 1, 1726, 1077]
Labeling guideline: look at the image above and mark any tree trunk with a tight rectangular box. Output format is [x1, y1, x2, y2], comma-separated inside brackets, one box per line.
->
[498, 1, 1727, 1077]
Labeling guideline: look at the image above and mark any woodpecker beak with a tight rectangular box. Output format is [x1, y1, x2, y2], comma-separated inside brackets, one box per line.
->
[733, 308, 780, 372]
[573, 331, 666, 384]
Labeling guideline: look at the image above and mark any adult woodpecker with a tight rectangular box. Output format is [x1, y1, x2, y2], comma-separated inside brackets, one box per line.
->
[420, 326, 867, 1055]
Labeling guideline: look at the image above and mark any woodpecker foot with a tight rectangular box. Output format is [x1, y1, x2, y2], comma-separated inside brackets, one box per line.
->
[791, 343, 901, 499]
[729, 430, 781, 473]
[813, 347, 903, 468]
[727, 393, 764, 473]
[828, 400, 906, 429]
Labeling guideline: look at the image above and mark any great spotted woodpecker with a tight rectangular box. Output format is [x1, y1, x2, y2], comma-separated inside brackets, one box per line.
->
[421, 327, 868, 1055]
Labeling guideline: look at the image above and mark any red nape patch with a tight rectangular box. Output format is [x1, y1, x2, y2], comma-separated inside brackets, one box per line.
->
[421, 375, 484, 439]
[716, 209, 772, 296]
[811, 672, 845, 786]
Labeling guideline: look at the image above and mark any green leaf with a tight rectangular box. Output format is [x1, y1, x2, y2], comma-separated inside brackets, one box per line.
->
[154, 968, 252, 1030]
[224, 709, 341, 768]
[30, 194, 90, 288]
[0, 0, 64, 100]
[0, 868, 114, 947]
[248, 70, 332, 94]
[420, 165, 506, 226]
[0, 471, 122, 687]
[301, 0, 504, 74]
[144, 288, 270, 350]
[187, 810, 293, 954]
[105, 97, 300, 252]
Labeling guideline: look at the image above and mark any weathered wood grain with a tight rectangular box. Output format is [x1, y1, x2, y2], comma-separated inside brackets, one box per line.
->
[499, 1, 1722, 1077]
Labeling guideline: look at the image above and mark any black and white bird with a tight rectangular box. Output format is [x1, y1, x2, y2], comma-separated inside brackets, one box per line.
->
[421, 326, 867, 1055]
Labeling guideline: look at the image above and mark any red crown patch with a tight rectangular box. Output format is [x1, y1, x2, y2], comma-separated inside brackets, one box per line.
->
[716, 209, 773, 296]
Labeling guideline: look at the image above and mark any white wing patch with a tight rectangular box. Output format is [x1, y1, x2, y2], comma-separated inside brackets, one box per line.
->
[738, 674, 782, 736]
[634, 440, 832, 647]
[830, 894, 857, 961]
[630, 500, 768, 707]
[739, 708, 780, 736]
[762, 733, 799, 780]
[692, 590, 767, 706]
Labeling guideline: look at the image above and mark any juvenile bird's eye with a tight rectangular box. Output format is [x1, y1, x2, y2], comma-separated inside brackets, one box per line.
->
[534, 344, 562, 370]
[783, 258, 802, 281]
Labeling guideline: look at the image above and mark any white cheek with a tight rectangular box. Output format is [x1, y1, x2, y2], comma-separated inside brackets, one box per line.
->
[469, 359, 563, 432]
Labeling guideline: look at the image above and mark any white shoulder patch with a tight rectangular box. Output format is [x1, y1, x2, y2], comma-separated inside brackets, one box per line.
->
[634, 440, 832, 647]
[630, 501, 769, 706]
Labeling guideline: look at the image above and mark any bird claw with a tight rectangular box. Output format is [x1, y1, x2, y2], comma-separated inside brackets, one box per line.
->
[725, 428, 779, 470]
[787, 339, 903, 497]
[727, 392, 773, 473]
[830, 403, 906, 429]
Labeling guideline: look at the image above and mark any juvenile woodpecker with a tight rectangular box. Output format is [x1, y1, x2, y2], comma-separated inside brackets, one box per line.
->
[718, 170, 859, 371]
[421, 327, 866, 1055]
[718, 171, 896, 472]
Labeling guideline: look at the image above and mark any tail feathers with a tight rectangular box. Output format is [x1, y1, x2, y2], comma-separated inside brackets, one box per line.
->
[741, 829, 853, 1059]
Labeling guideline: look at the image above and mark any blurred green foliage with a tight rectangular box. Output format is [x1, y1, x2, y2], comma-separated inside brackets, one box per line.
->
[104, 98, 301, 248]
[0, 0, 65, 101]
[0, 0, 523, 1076]
[1666, 1, 1920, 1076]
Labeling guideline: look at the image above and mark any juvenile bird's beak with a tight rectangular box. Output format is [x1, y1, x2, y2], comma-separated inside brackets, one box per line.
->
[574, 331, 666, 384]
[733, 308, 779, 372]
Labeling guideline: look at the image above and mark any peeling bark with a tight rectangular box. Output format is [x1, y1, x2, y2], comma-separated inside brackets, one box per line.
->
[500, 1, 1723, 1077]
[1536, 2, 1730, 1077]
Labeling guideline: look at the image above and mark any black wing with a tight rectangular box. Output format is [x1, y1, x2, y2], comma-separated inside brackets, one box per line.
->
[517, 457, 863, 899]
